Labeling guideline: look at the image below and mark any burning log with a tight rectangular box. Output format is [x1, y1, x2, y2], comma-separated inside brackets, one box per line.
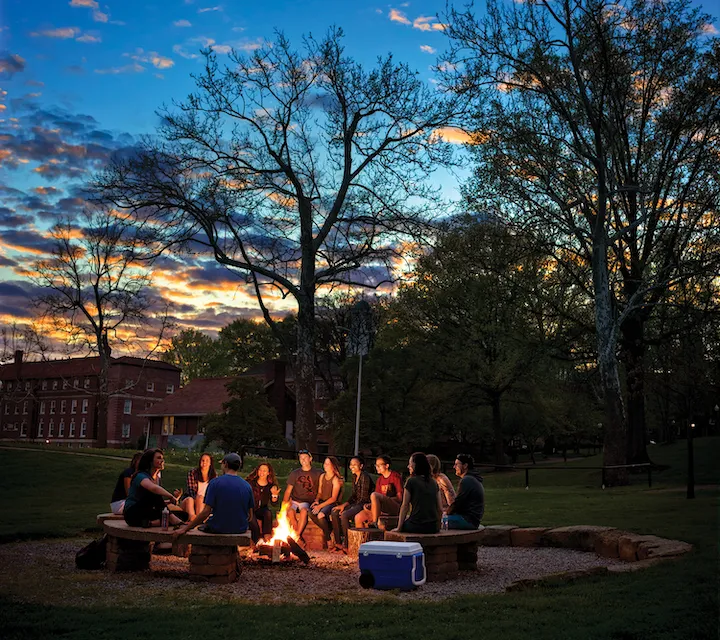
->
[255, 536, 311, 565]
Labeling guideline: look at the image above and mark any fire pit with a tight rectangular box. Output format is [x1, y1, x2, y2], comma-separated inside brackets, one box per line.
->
[255, 503, 311, 565]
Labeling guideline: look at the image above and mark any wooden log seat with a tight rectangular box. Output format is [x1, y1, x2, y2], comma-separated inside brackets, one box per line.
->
[383, 528, 485, 582]
[347, 527, 385, 557]
[103, 520, 251, 584]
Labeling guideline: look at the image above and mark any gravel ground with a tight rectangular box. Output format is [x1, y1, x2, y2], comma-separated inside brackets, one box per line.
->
[0, 539, 626, 605]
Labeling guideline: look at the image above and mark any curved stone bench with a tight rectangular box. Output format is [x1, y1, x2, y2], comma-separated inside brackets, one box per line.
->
[383, 528, 485, 582]
[103, 520, 251, 583]
[97, 513, 124, 524]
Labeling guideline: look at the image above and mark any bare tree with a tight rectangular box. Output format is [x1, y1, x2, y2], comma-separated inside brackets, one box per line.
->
[94, 28, 464, 448]
[444, 0, 720, 482]
[31, 207, 172, 445]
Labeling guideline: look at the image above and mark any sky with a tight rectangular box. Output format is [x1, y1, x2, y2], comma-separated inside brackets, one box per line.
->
[0, 0, 467, 351]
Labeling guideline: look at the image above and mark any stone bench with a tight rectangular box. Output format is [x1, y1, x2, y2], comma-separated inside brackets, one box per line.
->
[103, 520, 251, 584]
[383, 528, 485, 582]
[96, 513, 124, 524]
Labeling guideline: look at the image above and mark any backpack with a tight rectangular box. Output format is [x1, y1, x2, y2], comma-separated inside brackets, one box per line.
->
[75, 535, 108, 570]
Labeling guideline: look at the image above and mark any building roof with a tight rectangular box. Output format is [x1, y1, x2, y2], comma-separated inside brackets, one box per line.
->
[139, 377, 233, 417]
[0, 355, 180, 380]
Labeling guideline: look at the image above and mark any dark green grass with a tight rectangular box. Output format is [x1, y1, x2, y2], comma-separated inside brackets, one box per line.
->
[0, 441, 717, 640]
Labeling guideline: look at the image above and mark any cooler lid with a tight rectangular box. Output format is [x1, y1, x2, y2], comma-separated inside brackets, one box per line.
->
[359, 541, 423, 556]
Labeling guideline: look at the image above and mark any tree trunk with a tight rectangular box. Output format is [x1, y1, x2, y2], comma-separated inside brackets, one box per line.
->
[294, 296, 317, 451]
[621, 314, 651, 464]
[491, 393, 505, 467]
[591, 239, 628, 485]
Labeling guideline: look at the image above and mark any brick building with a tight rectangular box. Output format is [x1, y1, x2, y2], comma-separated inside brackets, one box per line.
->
[0, 350, 181, 448]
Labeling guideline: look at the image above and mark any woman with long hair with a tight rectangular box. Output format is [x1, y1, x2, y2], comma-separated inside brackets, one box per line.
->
[392, 452, 442, 534]
[426, 454, 456, 513]
[180, 453, 217, 520]
[123, 449, 183, 528]
[309, 456, 344, 548]
[246, 462, 280, 542]
[110, 451, 142, 515]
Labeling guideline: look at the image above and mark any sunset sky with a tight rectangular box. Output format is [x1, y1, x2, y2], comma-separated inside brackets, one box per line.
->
[0, 0, 468, 348]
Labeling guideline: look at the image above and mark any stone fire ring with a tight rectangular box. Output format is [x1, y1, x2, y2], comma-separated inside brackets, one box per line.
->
[478, 524, 693, 589]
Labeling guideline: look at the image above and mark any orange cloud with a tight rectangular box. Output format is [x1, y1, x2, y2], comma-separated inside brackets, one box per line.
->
[69, 0, 98, 7]
[432, 127, 473, 144]
[389, 9, 411, 25]
[31, 27, 79, 39]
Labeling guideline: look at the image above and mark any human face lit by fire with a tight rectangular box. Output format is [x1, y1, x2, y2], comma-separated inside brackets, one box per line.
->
[298, 453, 312, 469]
[407, 456, 415, 475]
[323, 458, 334, 475]
[257, 464, 269, 480]
[453, 459, 466, 478]
[349, 458, 362, 476]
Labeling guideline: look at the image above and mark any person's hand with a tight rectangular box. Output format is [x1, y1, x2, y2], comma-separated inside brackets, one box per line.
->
[270, 486, 280, 499]
[172, 525, 188, 538]
[173, 489, 182, 498]
[311, 505, 320, 515]
[363, 503, 371, 511]
[336, 504, 346, 514]
[390, 527, 400, 533]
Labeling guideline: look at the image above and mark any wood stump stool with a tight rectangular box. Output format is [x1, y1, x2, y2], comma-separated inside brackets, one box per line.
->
[347, 527, 384, 557]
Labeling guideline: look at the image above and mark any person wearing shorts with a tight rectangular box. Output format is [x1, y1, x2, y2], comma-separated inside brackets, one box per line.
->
[282, 449, 322, 547]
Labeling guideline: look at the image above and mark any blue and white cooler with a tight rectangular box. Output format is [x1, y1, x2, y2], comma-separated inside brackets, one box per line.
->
[358, 541, 426, 590]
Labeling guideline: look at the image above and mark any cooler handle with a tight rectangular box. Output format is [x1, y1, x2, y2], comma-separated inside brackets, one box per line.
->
[411, 553, 427, 586]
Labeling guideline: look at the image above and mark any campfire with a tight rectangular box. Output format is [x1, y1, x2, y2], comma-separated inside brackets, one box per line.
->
[255, 502, 310, 564]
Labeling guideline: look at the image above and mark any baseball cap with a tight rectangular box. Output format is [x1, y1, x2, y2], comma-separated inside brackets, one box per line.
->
[297, 449, 311, 457]
[222, 452, 242, 466]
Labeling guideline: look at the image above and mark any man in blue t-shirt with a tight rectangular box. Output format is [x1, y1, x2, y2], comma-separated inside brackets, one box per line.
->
[173, 453, 253, 535]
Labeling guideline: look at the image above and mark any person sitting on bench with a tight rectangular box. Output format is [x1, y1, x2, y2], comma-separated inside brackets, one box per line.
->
[110, 452, 142, 515]
[123, 449, 183, 528]
[446, 453, 485, 530]
[282, 449, 322, 547]
[174, 452, 254, 535]
[354, 455, 403, 529]
[393, 452, 442, 534]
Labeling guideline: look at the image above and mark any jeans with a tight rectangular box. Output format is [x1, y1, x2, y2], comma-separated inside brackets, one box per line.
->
[446, 514, 478, 530]
[308, 503, 336, 542]
[248, 506, 274, 542]
[330, 503, 364, 548]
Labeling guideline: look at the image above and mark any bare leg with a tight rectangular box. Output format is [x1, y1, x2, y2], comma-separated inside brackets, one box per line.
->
[194, 495, 204, 516]
[354, 508, 371, 528]
[370, 492, 382, 523]
[296, 508, 309, 540]
[181, 497, 196, 520]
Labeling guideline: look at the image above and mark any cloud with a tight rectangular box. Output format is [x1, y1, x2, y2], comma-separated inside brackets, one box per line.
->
[94, 63, 145, 74]
[93, 11, 109, 22]
[432, 126, 472, 144]
[65, 65, 86, 75]
[0, 53, 26, 78]
[413, 16, 446, 31]
[173, 19, 192, 27]
[30, 27, 80, 39]
[69, 0, 98, 7]
[172, 44, 199, 60]
[76, 34, 102, 43]
[700, 23, 718, 35]
[420, 45, 436, 54]
[125, 48, 174, 70]
[389, 9, 411, 25]
[198, 6, 222, 12]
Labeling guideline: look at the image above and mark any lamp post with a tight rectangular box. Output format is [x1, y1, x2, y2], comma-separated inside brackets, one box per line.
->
[347, 300, 374, 456]
[686, 421, 695, 500]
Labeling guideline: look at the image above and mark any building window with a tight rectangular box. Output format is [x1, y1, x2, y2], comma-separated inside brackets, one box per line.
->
[71, 399, 77, 414]
[63, 380, 69, 389]
[42, 380, 47, 390]
[84, 378, 90, 389]
[22, 401, 28, 415]
[50, 400, 56, 414]
[7, 382, 12, 391]
[20, 421, 27, 437]
[80, 419, 87, 438]
[25, 381, 31, 391]
[60, 400, 67, 414]
[48, 419, 54, 437]
[52, 380, 58, 390]
[146, 381, 155, 392]
[81, 399, 88, 414]
[3, 404, 8, 415]
[69, 419, 75, 438]
[39, 401, 45, 415]
[37, 420, 43, 437]
[59, 419, 65, 437]
[123, 400, 132, 415]
[121, 423, 131, 439]
[14, 404, 19, 414]
[166, 384, 175, 394]
[162, 415, 175, 435]
[73, 378, 79, 389]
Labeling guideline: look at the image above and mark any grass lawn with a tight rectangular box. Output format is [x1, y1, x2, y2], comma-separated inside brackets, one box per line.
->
[0, 439, 717, 640]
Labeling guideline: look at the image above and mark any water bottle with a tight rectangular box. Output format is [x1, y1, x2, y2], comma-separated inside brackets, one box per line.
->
[161, 506, 169, 530]
[441, 514, 449, 531]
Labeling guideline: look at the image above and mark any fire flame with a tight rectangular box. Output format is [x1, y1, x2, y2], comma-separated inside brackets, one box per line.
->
[266, 502, 298, 544]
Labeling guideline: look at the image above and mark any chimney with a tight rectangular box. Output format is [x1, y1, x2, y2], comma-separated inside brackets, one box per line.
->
[14, 350, 23, 364]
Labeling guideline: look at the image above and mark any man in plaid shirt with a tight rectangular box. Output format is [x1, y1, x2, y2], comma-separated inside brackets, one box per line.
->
[330, 456, 373, 552]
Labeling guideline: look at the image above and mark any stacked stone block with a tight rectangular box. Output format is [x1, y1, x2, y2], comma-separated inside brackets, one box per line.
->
[189, 545, 240, 584]
[106, 537, 151, 572]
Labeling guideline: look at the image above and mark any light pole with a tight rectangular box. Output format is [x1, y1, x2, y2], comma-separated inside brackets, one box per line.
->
[347, 300, 374, 456]
[686, 421, 695, 500]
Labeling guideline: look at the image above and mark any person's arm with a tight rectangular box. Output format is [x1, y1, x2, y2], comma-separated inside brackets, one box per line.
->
[123, 475, 132, 495]
[392, 473, 403, 504]
[173, 504, 212, 536]
[440, 474, 456, 508]
[436, 486, 443, 529]
[140, 477, 178, 503]
[185, 470, 198, 499]
[282, 483, 294, 505]
[391, 488, 411, 532]
[270, 484, 280, 503]
[447, 477, 466, 515]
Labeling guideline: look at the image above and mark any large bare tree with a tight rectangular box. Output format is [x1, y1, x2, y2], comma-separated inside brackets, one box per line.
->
[444, 0, 720, 481]
[95, 29, 463, 448]
[31, 208, 171, 445]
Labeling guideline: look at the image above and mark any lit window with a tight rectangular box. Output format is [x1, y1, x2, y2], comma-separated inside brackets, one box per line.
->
[121, 423, 131, 439]
[123, 400, 132, 415]
[82, 399, 89, 414]
[71, 399, 77, 414]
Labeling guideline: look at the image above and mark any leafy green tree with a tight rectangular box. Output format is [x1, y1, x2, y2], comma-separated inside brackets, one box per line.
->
[200, 377, 284, 458]
[444, 0, 720, 479]
[217, 319, 284, 374]
[161, 329, 227, 385]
